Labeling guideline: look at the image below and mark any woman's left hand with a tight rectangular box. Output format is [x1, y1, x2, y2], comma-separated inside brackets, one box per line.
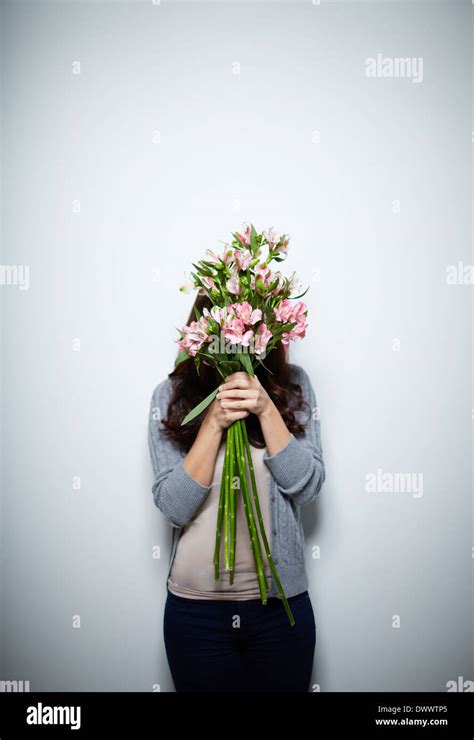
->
[216, 371, 273, 418]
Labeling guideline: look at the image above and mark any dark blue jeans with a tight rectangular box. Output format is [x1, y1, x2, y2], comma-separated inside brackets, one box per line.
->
[163, 587, 316, 693]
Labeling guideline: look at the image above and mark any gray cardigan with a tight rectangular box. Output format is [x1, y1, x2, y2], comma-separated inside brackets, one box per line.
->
[147, 363, 326, 599]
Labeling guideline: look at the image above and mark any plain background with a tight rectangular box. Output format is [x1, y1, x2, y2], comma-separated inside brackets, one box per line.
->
[0, 0, 472, 691]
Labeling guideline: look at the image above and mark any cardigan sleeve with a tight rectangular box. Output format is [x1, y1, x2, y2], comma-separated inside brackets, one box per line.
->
[262, 364, 326, 507]
[148, 379, 212, 528]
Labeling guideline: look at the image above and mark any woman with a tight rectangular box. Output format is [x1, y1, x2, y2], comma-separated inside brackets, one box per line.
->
[148, 292, 325, 693]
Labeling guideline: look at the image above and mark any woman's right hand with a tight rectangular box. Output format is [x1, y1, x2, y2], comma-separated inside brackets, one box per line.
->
[206, 396, 249, 431]
[183, 394, 246, 488]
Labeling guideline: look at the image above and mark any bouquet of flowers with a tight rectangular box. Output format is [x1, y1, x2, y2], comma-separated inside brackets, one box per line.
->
[175, 223, 309, 626]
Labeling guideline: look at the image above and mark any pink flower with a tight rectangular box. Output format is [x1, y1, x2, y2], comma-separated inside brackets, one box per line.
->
[222, 245, 234, 265]
[254, 323, 272, 355]
[254, 263, 273, 293]
[235, 223, 251, 246]
[287, 270, 302, 295]
[274, 298, 294, 323]
[263, 227, 278, 247]
[233, 301, 262, 325]
[276, 236, 289, 256]
[204, 249, 221, 264]
[223, 318, 253, 346]
[263, 228, 289, 255]
[271, 271, 286, 297]
[177, 317, 210, 356]
[203, 305, 227, 327]
[290, 301, 307, 323]
[281, 320, 307, 347]
[226, 271, 241, 295]
[234, 248, 252, 271]
[274, 298, 307, 323]
[201, 276, 216, 291]
[274, 299, 308, 348]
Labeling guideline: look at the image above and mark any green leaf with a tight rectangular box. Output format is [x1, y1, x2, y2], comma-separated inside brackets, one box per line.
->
[181, 387, 220, 426]
[174, 349, 189, 368]
[220, 360, 241, 376]
[256, 355, 274, 375]
[192, 261, 215, 277]
[250, 223, 257, 253]
[198, 351, 218, 362]
[277, 321, 297, 333]
[290, 284, 310, 300]
[215, 365, 227, 381]
[238, 350, 255, 376]
[193, 304, 201, 320]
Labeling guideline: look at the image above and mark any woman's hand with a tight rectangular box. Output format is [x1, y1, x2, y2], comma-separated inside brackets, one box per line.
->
[215, 371, 273, 419]
[206, 379, 250, 432]
[210, 370, 292, 457]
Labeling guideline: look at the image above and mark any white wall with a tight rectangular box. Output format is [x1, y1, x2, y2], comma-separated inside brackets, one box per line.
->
[0, 0, 471, 691]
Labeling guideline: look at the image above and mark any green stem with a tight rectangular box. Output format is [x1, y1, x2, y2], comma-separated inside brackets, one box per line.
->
[241, 421, 295, 627]
[223, 428, 231, 571]
[229, 425, 238, 584]
[234, 420, 268, 603]
[213, 432, 229, 580]
[215, 364, 227, 381]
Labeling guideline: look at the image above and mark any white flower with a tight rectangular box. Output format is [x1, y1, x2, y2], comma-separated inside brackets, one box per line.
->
[263, 227, 278, 247]
[179, 273, 195, 294]
[288, 271, 303, 295]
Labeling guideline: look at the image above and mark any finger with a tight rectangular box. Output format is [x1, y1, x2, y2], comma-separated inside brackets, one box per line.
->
[217, 389, 255, 400]
[227, 410, 249, 421]
[226, 372, 249, 381]
[221, 399, 255, 410]
[219, 377, 250, 391]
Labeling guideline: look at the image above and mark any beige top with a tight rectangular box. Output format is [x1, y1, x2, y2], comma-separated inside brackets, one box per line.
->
[167, 440, 272, 600]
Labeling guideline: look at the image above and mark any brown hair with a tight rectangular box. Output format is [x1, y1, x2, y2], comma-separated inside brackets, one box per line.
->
[161, 292, 310, 451]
